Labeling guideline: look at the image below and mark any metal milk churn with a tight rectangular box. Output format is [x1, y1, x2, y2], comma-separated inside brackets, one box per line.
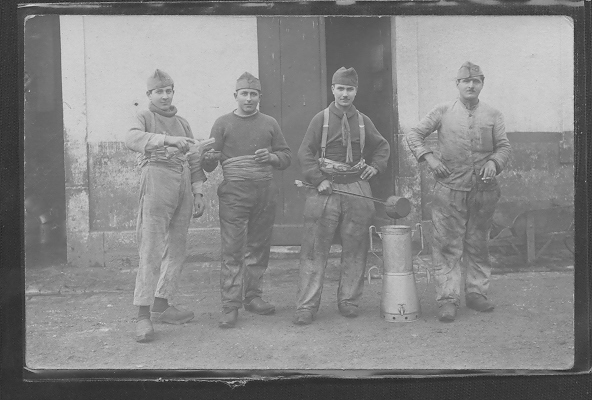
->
[370, 225, 421, 322]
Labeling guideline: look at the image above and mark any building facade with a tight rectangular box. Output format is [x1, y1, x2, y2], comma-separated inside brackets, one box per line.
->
[24, 15, 574, 267]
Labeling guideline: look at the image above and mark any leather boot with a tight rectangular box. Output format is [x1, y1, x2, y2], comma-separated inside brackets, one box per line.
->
[338, 303, 359, 318]
[151, 306, 194, 324]
[438, 303, 458, 322]
[466, 293, 495, 312]
[293, 309, 314, 325]
[135, 318, 154, 343]
[244, 297, 276, 315]
[219, 307, 238, 329]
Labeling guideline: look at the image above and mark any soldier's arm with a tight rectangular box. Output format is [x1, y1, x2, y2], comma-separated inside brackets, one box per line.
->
[181, 120, 207, 188]
[361, 114, 390, 174]
[269, 119, 292, 170]
[488, 111, 512, 174]
[297, 113, 326, 186]
[124, 111, 165, 153]
[202, 119, 225, 172]
[405, 105, 444, 162]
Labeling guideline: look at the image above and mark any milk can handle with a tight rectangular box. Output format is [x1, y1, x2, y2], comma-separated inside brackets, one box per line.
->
[368, 226, 383, 283]
[367, 265, 380, 285]
[369, 225, 382, 251]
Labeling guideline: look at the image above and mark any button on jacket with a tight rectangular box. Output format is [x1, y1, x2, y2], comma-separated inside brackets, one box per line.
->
[405, 99, 511, 191]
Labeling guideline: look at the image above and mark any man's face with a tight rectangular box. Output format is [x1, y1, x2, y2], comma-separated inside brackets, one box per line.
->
[332, 84, 357, 109]
[456, 77, 484, 102]
[234, 89, 260, 115]
[147, 86, 174, 110]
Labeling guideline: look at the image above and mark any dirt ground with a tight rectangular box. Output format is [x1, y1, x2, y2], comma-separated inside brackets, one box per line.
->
[25, 243, 575, 373]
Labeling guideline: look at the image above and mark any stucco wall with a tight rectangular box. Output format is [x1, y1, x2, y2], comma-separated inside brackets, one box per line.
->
[61, 15, 258, 265]
[393, 16, 574, 227]
[78, 15, 259, 142]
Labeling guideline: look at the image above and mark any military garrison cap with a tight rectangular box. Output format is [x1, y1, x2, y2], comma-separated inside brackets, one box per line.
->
[147, 69, 174, 91]
[456, 62, 484, 80]
[332, 67, 358, 87]
[236, 72, 261, 91]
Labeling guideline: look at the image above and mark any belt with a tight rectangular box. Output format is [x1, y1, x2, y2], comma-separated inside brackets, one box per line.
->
[323, 171, 363, 184]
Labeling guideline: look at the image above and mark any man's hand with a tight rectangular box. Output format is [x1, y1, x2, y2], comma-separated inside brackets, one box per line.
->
[317, 180, 332, 195]
[360, 165, 378, 181]
[480, 160, 497, 180]
[164, 136, 196, 153]
[203, 149, 222, 163]
[254, 148, 279, 166]
[424, 153, 451, 178]
[193, 195, 205, 218]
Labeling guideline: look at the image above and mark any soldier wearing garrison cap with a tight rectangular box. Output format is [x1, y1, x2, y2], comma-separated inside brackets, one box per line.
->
[203, 72, 291, 328]
[406, 61, 511, 322]
[294, 67, 390, 325]
[125, 69, 209, 342]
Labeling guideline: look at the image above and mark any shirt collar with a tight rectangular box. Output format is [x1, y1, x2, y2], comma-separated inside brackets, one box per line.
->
[233, 109, 259, 118]
[329, 101, 358, 119]
[457, 97, 480, 112]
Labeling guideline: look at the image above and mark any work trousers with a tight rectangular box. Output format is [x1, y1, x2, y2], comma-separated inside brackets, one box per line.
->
[133, 162, 193, 306]
[430, 182, 501, 306]
[218, 179, 277, 310]
[296, 181, 375, 313]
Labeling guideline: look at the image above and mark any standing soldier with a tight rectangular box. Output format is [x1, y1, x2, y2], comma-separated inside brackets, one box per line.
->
[203, 72, 291, 329]
[294, 67, 390, 325]
[405, 62, 511, 322]
[125, 69, 207, 343]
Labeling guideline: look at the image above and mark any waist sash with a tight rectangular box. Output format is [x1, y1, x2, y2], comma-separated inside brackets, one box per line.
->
[221, 155, 273, 181]
[138, 147, 187, 168]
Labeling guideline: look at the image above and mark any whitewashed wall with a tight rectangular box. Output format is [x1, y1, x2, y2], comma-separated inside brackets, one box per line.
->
[63, 15, 258, 143]
[394, 15, 575, 228]
[395, 16, 574, 134]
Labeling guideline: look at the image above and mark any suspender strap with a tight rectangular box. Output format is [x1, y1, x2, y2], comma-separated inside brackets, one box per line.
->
[321, 107, 329, 159]
[358, 111, 365, 154]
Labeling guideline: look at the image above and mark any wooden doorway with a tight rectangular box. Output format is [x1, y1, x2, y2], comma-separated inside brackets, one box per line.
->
[258, 16, 395, 245]
[24, 15, 67, 264]
[258, 17, 326, 245]
[325, 16, 396, 226]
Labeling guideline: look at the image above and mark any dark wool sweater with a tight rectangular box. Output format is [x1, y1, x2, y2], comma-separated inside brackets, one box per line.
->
[204, 111, 291, 171]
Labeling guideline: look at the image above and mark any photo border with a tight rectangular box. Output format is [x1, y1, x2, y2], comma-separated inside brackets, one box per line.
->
[3, 0, 590, 398]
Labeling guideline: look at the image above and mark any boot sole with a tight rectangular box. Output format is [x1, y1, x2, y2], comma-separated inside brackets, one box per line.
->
[293, 319, 312, 325]
[338, 308, 359, 318]
[339, 311, 358, 318]
[467, 305, 495, 312]
[244, 306, 276, 315]
[151, 314, 194, 325]
[438, 315, 456, 322]
[135, 331, 154, 343]
[293, 316, 314, 325]
[293, 312, 315, 325]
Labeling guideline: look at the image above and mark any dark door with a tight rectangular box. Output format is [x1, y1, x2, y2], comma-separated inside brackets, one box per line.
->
[24, 15, 67, 264]
[325, 17, 396, 227]
[258, 17, 326, 244]
[258, 16, 396, 245]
